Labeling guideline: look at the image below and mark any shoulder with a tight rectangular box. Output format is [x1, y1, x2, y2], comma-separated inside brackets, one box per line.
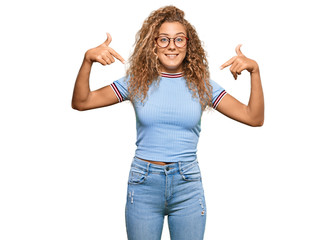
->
[209, 79, 222, 88]
[111, 75, 131, 101]
[113, 75, 130, 86]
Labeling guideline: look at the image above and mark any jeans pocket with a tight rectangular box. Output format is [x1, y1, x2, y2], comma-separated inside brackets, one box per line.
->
[180, 161, 202, 182]
[128, 166, 148, 185]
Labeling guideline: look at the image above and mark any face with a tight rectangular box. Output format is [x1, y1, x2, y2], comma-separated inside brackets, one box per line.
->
[156, 21, 187, 73]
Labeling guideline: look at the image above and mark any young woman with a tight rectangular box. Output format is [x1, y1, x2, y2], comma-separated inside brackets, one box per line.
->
[72, 5, 264, 240]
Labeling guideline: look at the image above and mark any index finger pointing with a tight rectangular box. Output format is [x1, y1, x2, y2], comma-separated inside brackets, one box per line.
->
[220, 56, 237, 70]
[108, 48, 126, 64]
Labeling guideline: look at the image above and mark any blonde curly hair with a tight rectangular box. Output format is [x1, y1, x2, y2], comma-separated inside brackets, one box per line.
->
[126, 5, 213, 111]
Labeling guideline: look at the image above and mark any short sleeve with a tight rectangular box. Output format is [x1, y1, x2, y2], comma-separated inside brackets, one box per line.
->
[110, 76, 130, 102]
[210, 79, 227, 109]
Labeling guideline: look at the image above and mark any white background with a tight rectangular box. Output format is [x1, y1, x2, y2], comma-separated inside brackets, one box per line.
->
[1, 0, 335, 239]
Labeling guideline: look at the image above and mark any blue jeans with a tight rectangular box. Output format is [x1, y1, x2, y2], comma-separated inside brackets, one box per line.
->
[125, 156, 207, 240]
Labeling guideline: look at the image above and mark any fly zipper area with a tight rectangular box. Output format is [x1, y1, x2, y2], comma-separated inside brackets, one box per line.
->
[164, 166, 174, 209]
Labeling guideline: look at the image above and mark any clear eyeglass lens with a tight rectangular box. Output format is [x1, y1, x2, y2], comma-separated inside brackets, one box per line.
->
[175, 37, 186, 47]
[158, 37, 169, 47]
[157, 37, 186, 48]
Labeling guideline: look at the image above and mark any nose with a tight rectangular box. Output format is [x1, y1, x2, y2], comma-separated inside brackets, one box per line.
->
[167, 39, 176, 50]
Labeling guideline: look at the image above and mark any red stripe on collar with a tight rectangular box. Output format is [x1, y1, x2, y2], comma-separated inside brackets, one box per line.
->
[160, 72, 183, 78]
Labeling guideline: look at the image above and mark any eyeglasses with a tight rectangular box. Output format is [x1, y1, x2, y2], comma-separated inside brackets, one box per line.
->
[155, 36, 189, 48]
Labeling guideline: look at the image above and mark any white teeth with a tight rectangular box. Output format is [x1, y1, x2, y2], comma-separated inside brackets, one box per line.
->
[166, 54, 178, 57]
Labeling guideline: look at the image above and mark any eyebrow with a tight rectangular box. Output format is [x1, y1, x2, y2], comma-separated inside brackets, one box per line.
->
[159, 32, 186, 36]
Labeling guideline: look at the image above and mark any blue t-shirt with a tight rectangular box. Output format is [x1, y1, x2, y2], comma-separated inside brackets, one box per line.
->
[110, 72, 227, 162]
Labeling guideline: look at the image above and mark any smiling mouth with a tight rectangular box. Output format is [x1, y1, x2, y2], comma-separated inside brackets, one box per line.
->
[165, 54, 179, 59]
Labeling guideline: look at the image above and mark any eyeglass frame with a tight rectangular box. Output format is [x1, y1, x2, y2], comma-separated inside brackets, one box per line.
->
[155, 36, 189, 48]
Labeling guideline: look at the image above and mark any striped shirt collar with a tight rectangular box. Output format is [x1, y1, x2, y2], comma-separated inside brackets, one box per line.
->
[160, 72, 183, 78]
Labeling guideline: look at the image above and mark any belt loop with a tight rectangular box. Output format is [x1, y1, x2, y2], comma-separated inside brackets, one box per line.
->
[178, 161, 182, 173]
[146, 162, 150, 174]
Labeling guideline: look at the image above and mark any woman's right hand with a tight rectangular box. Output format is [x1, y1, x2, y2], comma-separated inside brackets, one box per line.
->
[84, 33, 126, 65]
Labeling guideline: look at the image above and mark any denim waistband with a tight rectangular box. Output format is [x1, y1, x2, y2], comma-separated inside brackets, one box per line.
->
[132, 156, 199, 174]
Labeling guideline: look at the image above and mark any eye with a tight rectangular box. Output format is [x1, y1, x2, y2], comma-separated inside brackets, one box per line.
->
[159, 37, 169, 43]
[175, 37, 184, 42]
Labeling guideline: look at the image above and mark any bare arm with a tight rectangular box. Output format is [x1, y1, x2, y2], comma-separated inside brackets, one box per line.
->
[71, 33, 125, 111]
[217, 45, 264, 127]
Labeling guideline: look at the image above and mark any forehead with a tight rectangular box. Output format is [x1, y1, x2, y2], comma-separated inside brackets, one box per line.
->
[158, 22, 186, 35]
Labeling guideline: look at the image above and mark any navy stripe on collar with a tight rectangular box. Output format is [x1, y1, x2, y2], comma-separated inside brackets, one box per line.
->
[160, 72, 183, 78]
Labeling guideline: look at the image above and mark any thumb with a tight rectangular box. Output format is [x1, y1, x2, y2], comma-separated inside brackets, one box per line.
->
[103, 32, 112, 46]
[235, 44, 244, 56]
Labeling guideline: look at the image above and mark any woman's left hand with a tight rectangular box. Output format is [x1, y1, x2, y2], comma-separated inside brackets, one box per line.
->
[220, 44, 259, 80]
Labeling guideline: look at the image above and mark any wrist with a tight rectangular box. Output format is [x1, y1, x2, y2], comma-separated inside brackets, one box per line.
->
[251, 67, 259, 74]
[250, 67, 261, 82]
[250, 62, 259, 74]
[84, 50, 93, 65]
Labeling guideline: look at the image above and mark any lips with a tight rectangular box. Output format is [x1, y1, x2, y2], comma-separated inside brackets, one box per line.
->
[165, 54, 179, 59]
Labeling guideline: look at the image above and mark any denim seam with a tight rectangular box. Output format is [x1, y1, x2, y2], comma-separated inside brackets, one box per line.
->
[180, 160, 198, 172]
[178, 161, 201, 182]
[128, 163, 150, 185]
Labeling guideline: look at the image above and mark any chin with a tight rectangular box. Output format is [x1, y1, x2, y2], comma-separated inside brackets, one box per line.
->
[159, 60, 184, 73]
[161, 66, 182, 73]
[158, 55, 185, 73]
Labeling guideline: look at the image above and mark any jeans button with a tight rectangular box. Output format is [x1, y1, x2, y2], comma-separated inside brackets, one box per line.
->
[165, 166, 169, 171]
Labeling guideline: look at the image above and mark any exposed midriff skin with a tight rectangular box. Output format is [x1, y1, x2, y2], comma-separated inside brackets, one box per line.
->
[136, 157, 173, 165]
